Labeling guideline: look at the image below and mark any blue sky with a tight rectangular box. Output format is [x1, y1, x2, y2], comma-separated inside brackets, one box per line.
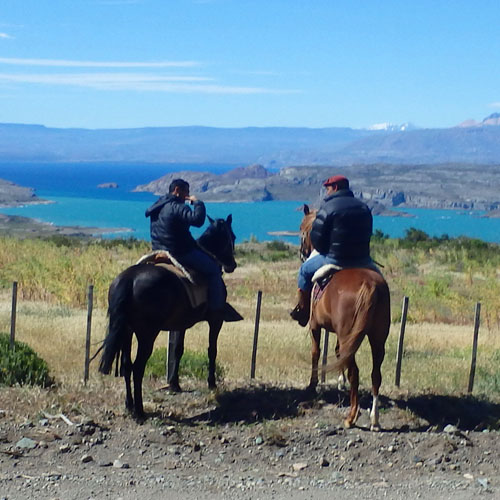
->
[1, 0, 499, 130]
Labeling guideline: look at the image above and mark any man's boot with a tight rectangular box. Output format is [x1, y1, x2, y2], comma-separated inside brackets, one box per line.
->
[290, 288, 310, 327]
[222, 302, 244, 322]
[206, 303, 244, 323]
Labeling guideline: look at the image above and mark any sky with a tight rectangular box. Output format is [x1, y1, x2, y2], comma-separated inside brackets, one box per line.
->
[1, 0, 499, 130]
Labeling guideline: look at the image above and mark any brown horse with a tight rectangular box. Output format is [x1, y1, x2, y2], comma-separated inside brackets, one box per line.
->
[98, 215, 239, 419]
[299, 205, 391, 430]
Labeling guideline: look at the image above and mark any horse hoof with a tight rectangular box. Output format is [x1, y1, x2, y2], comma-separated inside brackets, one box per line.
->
[133, 410, 146, 422]
[208, 382, 217, 390]
[304, 384, 317, 396]
[370, 424, 381, 432]
[168, 383, 182, 393]
[344, 419, 353, 429]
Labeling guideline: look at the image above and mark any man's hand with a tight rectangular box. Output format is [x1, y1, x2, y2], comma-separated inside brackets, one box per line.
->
[185, 195, 198, 204]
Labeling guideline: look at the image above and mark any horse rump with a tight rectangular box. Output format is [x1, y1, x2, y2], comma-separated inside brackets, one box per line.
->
[328, 278, 378, 373]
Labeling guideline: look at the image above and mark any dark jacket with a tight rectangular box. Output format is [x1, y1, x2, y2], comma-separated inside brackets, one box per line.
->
[310, 189, 372, 264]
[145, 194, 206, 256]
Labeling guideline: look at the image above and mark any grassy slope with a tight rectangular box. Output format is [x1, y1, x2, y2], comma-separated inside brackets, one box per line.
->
[0, 234, 499, 397]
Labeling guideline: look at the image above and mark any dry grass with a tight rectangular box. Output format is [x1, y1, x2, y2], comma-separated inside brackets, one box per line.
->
[1, 293, 499, 399]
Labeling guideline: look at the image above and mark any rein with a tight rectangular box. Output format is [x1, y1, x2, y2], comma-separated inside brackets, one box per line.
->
[197, 240, 222, 266]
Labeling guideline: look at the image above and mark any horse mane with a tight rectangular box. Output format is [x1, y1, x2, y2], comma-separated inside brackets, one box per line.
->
[299, 208, 318, 261]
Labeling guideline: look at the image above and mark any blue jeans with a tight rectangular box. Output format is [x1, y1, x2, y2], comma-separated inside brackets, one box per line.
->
[298, 253, 342, 292]
[298, 253, 380, 291]
[176, 248, 226, 311]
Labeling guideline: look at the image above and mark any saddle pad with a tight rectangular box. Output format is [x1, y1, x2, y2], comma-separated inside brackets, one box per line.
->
[155, 263, 208, 309]
[312, 265, 341, 304]
[136, 251, 207, 309]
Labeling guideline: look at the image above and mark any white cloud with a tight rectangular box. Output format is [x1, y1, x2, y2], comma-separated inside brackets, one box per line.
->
[489, 102, 500, 108]
[0, 72, 295, 94]
[0, 57, 198, 68]
[0, 33, 12, 39]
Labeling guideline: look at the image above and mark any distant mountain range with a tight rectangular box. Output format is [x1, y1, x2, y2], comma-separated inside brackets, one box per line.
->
[1, 114, 500, 166]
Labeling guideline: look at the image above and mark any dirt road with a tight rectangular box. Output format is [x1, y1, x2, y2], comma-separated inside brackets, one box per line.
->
[1, 381, 499, 499]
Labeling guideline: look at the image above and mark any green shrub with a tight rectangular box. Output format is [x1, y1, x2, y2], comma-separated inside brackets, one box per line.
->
[145, 348, 225, 382]
[0, 333, 52, 387]
[265, 240, 289, 252]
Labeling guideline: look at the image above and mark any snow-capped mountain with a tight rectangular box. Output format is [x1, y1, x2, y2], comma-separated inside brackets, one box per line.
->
[367, 122, 417, 132]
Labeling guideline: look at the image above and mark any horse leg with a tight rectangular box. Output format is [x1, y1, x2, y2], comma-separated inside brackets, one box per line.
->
[307, 328, 321, 392]
[344, 358, 360, 429]
[207, 319, 223, 389]
[120, 331, 134, 413]
[335, 339, 348, 390]
[167, 330, 185, 392]
[369, 339, 386, 432]
[132, 332, 158, 419]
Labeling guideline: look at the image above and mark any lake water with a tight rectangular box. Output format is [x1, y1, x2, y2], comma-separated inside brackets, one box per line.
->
[1, 162, 499, 244]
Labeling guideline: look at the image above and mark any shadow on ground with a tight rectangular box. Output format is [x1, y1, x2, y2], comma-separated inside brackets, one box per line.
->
[171, 384, 500, 432]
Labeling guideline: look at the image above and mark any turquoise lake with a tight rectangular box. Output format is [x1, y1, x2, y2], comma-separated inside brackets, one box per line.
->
[1, 162, 499, 243]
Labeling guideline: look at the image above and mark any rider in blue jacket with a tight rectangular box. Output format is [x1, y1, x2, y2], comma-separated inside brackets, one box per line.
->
[291, 175, 376, 326]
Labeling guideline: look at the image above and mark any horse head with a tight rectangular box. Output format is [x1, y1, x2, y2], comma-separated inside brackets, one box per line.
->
[299, 204, 317, 262]
[197, 214, 237, 273]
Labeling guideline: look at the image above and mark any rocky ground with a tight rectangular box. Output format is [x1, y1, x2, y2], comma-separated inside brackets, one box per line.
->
[1, 380, 499, 500]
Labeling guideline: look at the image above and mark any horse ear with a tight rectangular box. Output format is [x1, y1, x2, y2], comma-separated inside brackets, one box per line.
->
[226, 214, 232, 225]
[207, 215, 215, 224]
[304, 204, 310, 215]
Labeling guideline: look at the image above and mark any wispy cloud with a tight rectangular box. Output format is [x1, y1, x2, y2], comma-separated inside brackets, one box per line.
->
[0, 33, 12, 39]
[0, 72, 296, 94]
[489, 102, 500, 108]
[0, 57, 198, 68]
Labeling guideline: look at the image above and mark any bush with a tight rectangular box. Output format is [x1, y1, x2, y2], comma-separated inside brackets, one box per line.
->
[145, 348, 225, 382]
[0, 333, 52, 387]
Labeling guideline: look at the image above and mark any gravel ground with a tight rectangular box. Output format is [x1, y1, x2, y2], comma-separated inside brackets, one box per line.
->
[1, 381, 499, 500]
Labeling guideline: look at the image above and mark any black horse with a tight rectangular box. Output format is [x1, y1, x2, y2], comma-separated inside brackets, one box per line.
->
[99, 215, 239, 418]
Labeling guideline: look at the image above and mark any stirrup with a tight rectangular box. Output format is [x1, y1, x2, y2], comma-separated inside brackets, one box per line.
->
[290, 305, 309, 327]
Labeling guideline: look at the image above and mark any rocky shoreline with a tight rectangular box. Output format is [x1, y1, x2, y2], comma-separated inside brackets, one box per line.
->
[133, 163, 500, 213]
[0, 213, 131, 239]
[1, 161, 499, 239]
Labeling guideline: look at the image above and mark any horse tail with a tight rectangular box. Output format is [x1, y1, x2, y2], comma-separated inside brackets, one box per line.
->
[329, 280, 377, 373]
[98, 271, 133, 375]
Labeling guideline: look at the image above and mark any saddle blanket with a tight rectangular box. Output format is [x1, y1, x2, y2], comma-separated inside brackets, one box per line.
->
[136, 250, 207, 309]
[312, 264, 342, 303]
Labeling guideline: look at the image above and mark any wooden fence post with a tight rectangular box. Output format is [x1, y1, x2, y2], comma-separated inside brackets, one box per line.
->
[84, 285, 94, 385]
[250, 290, 263, 379]
[321, 330, 330, 383]
[467, 302, 481, 394]
[9, 281, 18, 350]
[395, 296, 409, 387]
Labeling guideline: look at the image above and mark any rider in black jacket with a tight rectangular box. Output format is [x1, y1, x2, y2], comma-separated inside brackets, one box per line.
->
[146, 188, 206, 255]
[291, 175, 376, 326]
[145, 179, 231, 320]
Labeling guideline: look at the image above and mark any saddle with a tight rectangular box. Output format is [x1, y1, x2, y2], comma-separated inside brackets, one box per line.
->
[136, 250, 208, 309]
[311, 261, 382, 304]
[311, 264, 342, 303]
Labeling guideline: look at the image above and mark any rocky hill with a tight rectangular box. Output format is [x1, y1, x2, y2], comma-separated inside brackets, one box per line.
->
[0, 178, 45, 207]
[134, 163, 500, 212]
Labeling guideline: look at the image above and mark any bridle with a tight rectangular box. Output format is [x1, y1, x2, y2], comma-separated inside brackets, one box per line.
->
[197, 218, 235, 269]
